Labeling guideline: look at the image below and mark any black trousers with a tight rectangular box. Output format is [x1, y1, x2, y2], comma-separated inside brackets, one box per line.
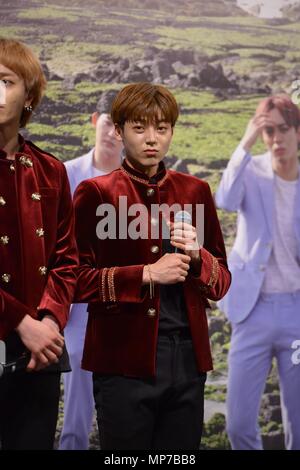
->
[0, 371, 61, 450]
[93, 332, 206, 450]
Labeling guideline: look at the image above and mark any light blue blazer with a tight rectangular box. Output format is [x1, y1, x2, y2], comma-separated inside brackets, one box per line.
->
[215, 146, 300, 324]
[64, 149, 102, 333]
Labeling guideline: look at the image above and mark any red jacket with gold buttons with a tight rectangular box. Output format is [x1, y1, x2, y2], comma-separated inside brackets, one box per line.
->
[0, 136, 78, 340]
[74, 159, 231, 377]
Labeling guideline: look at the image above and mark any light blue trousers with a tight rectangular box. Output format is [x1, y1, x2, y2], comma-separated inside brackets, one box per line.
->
[226, 291, 300, 450]
[59, 304, 94, 450]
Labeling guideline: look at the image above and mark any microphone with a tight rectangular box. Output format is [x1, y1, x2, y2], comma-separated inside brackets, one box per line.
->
[174, 210, 192, 253]
[0, 340, 30, 378]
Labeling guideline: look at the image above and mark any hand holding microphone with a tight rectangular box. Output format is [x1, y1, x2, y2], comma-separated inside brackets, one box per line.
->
[169, 210, 202, 275]
[172, 211, 192, 253]
[170, 211, 200, 255]
[142, 211, 201, 286]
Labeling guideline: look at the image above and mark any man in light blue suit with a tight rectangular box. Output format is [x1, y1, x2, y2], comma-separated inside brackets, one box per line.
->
[59, 90, 123, 450]
[216, 94, 300, 450]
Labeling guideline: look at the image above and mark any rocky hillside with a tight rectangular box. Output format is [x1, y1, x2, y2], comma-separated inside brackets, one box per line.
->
[42, 0, 248, 16]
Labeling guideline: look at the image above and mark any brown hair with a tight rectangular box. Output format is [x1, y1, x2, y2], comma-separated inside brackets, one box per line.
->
[111, 82, 179, 127]
[0, 38, 47, 127]
[256, 94, 300, 129]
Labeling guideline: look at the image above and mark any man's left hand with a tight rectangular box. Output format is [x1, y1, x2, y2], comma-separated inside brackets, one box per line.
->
[169, 221, 201, 273]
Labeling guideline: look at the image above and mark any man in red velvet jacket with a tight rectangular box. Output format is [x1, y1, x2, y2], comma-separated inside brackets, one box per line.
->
[0, 38, 78, 449]
[74, 82, 231, 450]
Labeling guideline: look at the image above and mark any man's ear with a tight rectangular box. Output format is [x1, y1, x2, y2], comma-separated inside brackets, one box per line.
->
[91, 112, 100, 127]
[24, 94, 33, 109]
[114, 124, 124, 142]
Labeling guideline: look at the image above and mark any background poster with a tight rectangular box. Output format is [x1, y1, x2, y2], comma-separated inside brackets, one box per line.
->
[1, 0, 300, 449]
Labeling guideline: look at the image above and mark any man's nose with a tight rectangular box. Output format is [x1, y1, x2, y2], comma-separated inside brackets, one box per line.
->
[145, 127, 157, 143]
[273, 129, 283, 142]
[0, 81, 6, 105]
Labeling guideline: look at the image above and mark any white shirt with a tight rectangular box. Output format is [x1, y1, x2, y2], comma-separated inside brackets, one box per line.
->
[262, 174, 300, 293]
[65, 148, 107, 197]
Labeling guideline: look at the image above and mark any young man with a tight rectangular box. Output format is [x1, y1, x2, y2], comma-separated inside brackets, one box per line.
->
[216, 94, 300, 450]
[73, 82, 230, 450]
[0, 38, 78, 450]
[59, 90, 123, 450]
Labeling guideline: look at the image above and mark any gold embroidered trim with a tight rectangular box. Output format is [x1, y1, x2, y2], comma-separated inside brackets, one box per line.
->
[208, 255, 219, 288]
[108, 267, 117, 302]
[101, 268, 108, 302]
[121, 166, 168, 188]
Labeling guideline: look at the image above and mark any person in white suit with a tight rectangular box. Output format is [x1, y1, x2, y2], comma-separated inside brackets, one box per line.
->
[59, 90, 123, 450]
[216, 94, 300, 450]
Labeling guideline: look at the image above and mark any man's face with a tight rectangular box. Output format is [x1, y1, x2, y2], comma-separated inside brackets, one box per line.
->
[0, 63, 30, 128]
[95, 113, 123, 158]
[115, 119, 173, 175]
[261, 108, 300, 164]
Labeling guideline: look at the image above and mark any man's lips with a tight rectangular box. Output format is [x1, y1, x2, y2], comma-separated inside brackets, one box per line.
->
[274, 148, 285, 155]
[144, 149, 158, 155]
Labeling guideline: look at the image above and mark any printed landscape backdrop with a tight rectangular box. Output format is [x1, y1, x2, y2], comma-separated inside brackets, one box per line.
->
[1, 0, 300, 449]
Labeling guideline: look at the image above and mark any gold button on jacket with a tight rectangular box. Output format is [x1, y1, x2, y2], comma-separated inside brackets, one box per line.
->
[147, 308, 156, 317]
[147, 188, 155, 197]
[1, 274, 11, 283]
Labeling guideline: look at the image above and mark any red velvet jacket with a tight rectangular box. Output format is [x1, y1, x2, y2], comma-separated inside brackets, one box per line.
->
[0, 137, 78, 340]
[74, 159, 231, 377]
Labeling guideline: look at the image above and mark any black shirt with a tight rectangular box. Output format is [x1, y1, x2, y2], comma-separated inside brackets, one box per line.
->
[158, 219, 190, 334]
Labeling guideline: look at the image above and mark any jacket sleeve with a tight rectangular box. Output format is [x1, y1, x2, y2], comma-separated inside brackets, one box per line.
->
[215, 145, 251, 212]
[191, 181, 231, 301]
[37, 164, 78, 330]
[0, 290, 37, 340]
[73, 180, 145, 304]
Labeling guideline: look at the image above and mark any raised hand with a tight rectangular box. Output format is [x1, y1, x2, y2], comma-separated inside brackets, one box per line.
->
[240, 113, 275, 152]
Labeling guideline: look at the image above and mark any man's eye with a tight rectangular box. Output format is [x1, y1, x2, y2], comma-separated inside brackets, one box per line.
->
[0, 79, 11, 87]
[158, 127, 167, 132]
[265, 127, 274, 136]
[134, 126, 144, 131]
[279, 126, 289, 133]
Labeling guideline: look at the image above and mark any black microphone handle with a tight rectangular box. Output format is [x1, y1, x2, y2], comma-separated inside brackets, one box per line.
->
[0, 354, 30, 378]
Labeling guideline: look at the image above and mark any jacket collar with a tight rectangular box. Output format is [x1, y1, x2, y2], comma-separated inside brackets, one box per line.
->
[121, 158, 168, 186]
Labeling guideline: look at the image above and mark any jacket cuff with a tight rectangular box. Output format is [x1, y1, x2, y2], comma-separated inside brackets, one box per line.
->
[37, 299, 67, 331]
[193, 247, 220, 289]
[99, 265, 145, 303]
[228, 144, 251, 170]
